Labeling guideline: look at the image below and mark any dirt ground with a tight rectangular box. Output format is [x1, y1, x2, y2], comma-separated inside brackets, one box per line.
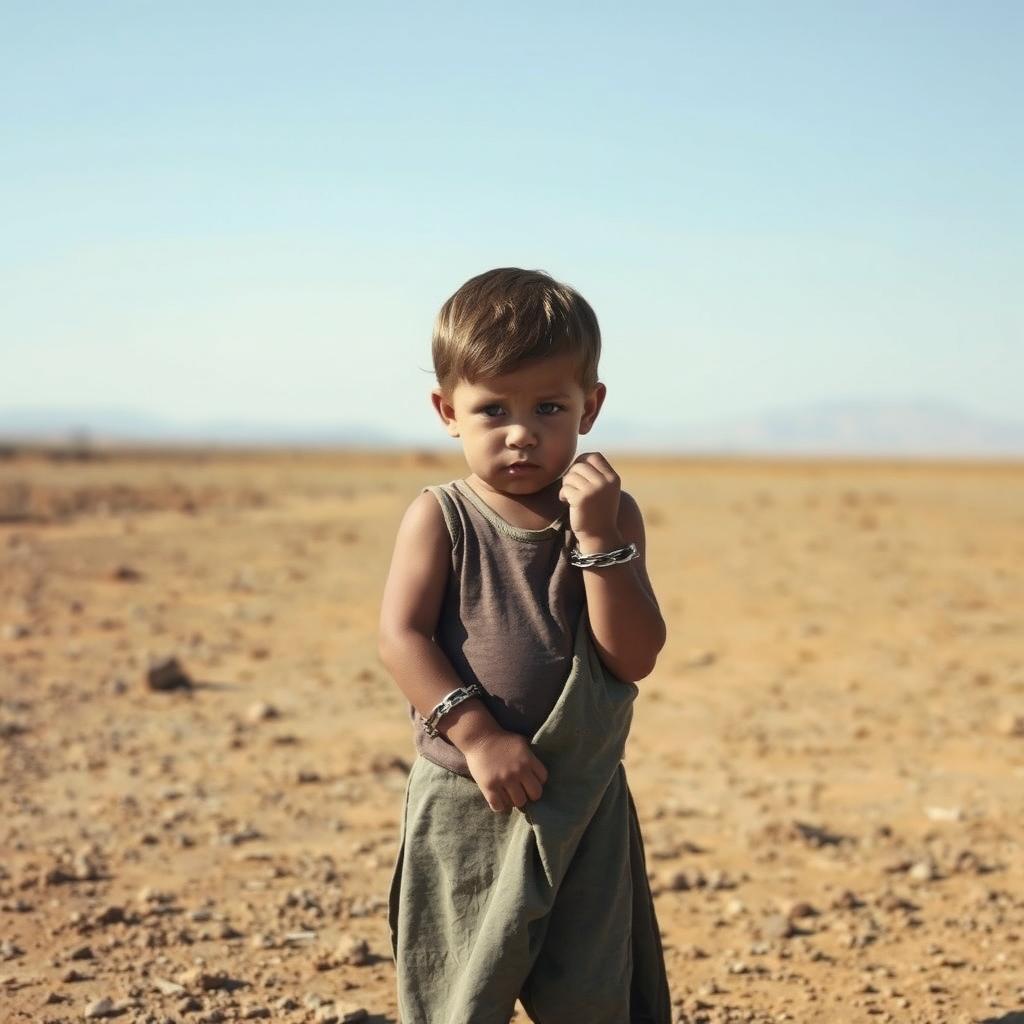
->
[1, 446, 1022, 1024]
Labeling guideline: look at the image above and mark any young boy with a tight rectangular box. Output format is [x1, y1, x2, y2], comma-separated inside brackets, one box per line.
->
[378, 268, 671, 1023]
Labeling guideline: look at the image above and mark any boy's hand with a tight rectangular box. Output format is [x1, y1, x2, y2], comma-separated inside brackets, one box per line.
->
[460, 730, 549, 813]
[558, 452, 624, 551]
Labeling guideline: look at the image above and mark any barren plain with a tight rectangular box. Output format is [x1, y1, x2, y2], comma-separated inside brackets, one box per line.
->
[1, 447, 1022, 1024]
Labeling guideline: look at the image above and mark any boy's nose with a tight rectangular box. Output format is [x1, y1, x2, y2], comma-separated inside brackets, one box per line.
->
[506, 424, 537, 449]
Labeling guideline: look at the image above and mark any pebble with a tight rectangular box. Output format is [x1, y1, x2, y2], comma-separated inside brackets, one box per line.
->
[176, 967, 236, 991]
[761, 913, 795, 940]
[335, 935, 371, 966]
[146, 656, 193, 692]
[909, 859, 939, 882]
[152, 977, 186, 996]
[83, 996, 118, 1018]
[247, 701, 280, 722]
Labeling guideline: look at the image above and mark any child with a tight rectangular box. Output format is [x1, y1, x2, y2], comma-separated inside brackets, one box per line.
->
[378, 268, 671, 1023]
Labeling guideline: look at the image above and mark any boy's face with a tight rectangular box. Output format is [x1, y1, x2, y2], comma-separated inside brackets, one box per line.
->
[431, 353, 606, 496]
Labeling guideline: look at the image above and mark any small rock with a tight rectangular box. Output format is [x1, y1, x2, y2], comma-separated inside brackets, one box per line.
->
[247, 701, 280, 722]
[84, 996, 118, 1018]
[335, 935, 371, 966]
[761, 913, 795, 940]
[153, 977, 187, 996]
[146, 656, 193, 692]
[94, 905, 124, 926]
[176, 967, 234, 991]
[909, 859, 938, 882]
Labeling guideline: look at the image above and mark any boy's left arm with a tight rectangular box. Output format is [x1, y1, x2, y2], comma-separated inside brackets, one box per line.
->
[559, 452, 667, 683]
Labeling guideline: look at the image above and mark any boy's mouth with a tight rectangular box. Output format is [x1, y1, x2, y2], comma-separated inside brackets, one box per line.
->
[506, 461, 540, 473]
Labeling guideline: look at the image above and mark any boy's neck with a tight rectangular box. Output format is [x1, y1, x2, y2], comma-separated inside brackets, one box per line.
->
[463, 474, 565, 529]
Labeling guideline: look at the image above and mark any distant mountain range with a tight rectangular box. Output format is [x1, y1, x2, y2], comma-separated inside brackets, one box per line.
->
[590, 399, 1024, 457]
[1, 398, 1022, 457]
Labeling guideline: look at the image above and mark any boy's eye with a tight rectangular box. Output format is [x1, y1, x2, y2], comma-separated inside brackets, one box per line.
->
[478, 402, 564, 417]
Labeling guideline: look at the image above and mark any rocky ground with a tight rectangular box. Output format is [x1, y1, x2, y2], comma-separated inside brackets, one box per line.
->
[1, 445, 1022, 1024]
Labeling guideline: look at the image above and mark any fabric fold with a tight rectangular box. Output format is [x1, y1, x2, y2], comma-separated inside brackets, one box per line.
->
[388, 606, 671, 1024]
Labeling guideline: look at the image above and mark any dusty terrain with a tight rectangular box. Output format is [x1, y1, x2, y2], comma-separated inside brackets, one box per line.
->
[1, 446, 1022, 1024]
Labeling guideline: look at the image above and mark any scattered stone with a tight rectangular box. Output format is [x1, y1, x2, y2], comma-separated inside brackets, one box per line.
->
[662, 869, 691, 891]
[247, 701, 280, 722]
[909, 859, 939, 882]
[335, 935, 371, 966]
[792, 820, 848, 847]
[146, 656, 193, 692]
[176, 967, 238, 992]
[761, 912, 796, 940]
[94, 905, 124, 926]
[831, 888, 864, 913]
[153, 977, 187, 996]
[111, 565, 142, 582]
[0, 940, 24, 961]
[83, 996, 118, 1018]
[338, 1009, 368, 1023]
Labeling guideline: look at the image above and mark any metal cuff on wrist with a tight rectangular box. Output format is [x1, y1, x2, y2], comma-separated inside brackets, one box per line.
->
[422, 682, 485, 738]
[569, 541, 639, 569]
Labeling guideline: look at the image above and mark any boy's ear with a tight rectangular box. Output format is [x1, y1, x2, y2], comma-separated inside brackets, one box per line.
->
[578, 382, 607, 436]
[431, 388, 460, 438]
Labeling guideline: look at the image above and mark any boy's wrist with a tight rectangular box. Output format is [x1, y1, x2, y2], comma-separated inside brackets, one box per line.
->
[573, 529, 626, 556]
[440, 699, 505, 752]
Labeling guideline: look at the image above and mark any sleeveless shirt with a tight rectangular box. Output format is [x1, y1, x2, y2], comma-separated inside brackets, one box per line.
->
[412, 478, 587, 779]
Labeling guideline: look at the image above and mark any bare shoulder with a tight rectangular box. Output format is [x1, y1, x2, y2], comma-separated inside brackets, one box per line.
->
[379, 489, 452, 640]
[400, 488, 451, 543]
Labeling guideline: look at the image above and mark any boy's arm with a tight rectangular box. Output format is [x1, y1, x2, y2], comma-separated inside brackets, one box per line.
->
[377, 492, 548, 812]
[559, 455, 667, 682]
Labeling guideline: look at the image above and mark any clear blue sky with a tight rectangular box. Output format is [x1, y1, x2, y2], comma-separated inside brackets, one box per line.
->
[2, 2, 1021, 444]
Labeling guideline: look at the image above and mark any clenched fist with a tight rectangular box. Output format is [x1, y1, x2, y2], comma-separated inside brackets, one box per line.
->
[558, 452, 623, 551]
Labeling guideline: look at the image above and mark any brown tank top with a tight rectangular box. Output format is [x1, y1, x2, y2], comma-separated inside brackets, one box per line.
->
[411, 478, 587, 778]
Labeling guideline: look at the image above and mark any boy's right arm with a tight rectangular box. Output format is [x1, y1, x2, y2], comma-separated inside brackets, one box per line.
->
[377, 491, 548, 813]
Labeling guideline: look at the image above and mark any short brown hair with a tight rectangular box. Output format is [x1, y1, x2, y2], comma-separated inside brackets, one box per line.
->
[432, 268, 601, 397]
